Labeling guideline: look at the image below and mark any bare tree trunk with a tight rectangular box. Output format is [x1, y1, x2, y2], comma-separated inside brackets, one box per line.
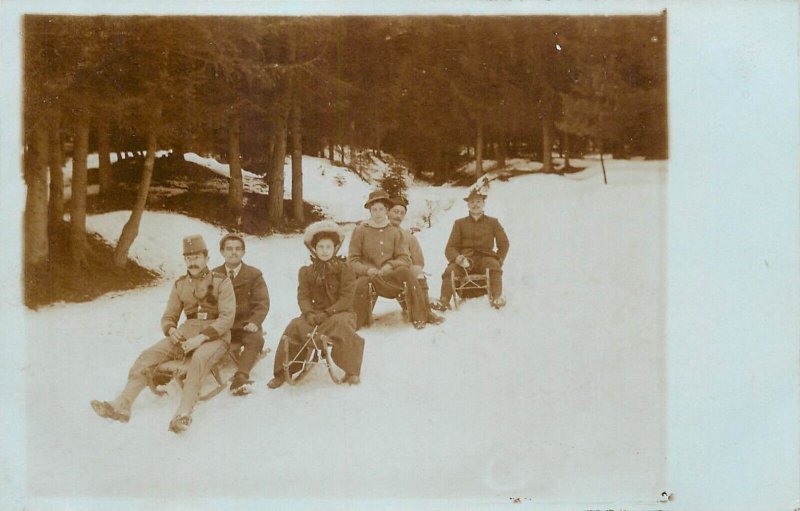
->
[349, 120, 356, 164]
[265, 137, 275, 172]
[443, 146, 451, 182]
[475, 118, 484, 179]
[542, 119, 553, 173]
[228, 112, 243, 226]
[70, 114, 90, 268]
[266, 71, 290, 225]
[25, 123, 50, 276]
[114, 127, 157, 268]
[98, 117, 113, 194]
[497, 134, 507, 169]
[530, 126, 541, 161]
[290, 98, 304, 223]
[563, 131, 571, 170]
[47, 114, 64, 228]
[267, 125, 287, 223]
[327, 138, 335, 163]
[287, 28, 304, 224]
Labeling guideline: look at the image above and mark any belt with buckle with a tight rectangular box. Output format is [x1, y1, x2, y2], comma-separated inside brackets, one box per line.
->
[186, 312, 218, 320]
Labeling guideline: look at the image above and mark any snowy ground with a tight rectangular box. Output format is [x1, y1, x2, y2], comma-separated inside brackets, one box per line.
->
[24, 157, 667, 508]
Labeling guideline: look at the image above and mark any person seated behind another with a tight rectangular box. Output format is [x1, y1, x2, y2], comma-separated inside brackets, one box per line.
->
[213, 233, 270, 396]
[436, 189, 510, 309]
[91, 235, 235, 434]
[387, 196, 445, 312]
[348, 190, 444, 330]
[267, 220, 365, 389]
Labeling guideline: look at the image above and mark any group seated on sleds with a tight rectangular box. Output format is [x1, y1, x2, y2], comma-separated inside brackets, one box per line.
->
[90, 185, 510, 434]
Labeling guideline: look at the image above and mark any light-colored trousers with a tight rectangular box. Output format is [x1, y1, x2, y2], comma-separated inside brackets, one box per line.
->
[111, 319, 228, 417]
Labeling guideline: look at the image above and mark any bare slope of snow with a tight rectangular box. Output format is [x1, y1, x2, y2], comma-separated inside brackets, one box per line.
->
[185, 152, 374, 222]
[24, 158, 666, 508]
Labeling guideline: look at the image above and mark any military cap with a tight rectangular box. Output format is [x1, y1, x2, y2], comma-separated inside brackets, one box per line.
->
[183, 234, 208, 255]
[463, 189, 488, 202]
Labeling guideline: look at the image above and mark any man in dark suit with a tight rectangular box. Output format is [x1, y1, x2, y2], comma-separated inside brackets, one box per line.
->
[436, 189, 510, 309]
[215, 233, 270, 395]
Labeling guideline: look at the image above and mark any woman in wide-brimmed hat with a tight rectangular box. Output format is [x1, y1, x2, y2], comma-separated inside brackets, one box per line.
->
[347, 190, 444, 329]
[267, 220, 365, 388]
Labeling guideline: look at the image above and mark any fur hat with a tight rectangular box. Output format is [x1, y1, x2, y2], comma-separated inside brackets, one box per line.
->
[303, 220, 346, 255]
[364, 190, 391, 209]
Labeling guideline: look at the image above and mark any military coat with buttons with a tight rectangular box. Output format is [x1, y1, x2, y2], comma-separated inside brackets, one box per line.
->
[444, 214, 510, 264]
[160, 267, 236, 342]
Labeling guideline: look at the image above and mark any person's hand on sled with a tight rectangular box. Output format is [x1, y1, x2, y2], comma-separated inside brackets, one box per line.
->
[367, 267, 379, 278]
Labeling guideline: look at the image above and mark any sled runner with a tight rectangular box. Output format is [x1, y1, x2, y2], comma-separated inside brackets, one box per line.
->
[146, 343, 270, 401]
[282, 326, 346, 385]
[450, 268, 493, 309]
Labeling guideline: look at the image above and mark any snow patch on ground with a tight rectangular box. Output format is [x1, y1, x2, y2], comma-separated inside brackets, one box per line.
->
[26, 157, 667, 505]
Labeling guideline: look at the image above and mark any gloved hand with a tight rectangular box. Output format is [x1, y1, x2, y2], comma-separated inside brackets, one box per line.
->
[378, 264, 393, 276]
[313, 311, 329, 325]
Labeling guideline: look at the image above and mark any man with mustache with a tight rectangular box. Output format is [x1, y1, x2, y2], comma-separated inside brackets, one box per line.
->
[90, 234, 235, 434]
[435, 189, 510, 309]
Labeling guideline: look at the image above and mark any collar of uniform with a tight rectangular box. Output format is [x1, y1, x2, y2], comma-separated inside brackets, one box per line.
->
[186, 267, 210, 281]
[469, 213, 485, 222]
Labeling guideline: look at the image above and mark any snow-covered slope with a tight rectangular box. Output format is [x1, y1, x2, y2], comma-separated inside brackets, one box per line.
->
[24, 157, 667, 507]
[185, 152, 375, 222]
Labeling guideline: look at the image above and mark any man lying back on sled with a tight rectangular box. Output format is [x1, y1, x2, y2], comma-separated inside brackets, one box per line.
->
[91, 234, 235, 434]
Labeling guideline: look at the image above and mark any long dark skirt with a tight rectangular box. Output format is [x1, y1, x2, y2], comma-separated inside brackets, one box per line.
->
[273, 311, 365, 377]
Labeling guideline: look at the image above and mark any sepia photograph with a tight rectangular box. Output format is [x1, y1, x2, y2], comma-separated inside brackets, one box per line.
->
[2, 1, 798, 510]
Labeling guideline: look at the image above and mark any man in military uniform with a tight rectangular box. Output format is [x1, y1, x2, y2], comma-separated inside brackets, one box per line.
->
[435, 189, 510, 309]
[90, 234, 235, 433]
[213, 233, 269, 395]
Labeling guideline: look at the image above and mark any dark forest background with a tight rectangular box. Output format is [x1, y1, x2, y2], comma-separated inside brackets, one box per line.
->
[22, 14, 667, 307]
